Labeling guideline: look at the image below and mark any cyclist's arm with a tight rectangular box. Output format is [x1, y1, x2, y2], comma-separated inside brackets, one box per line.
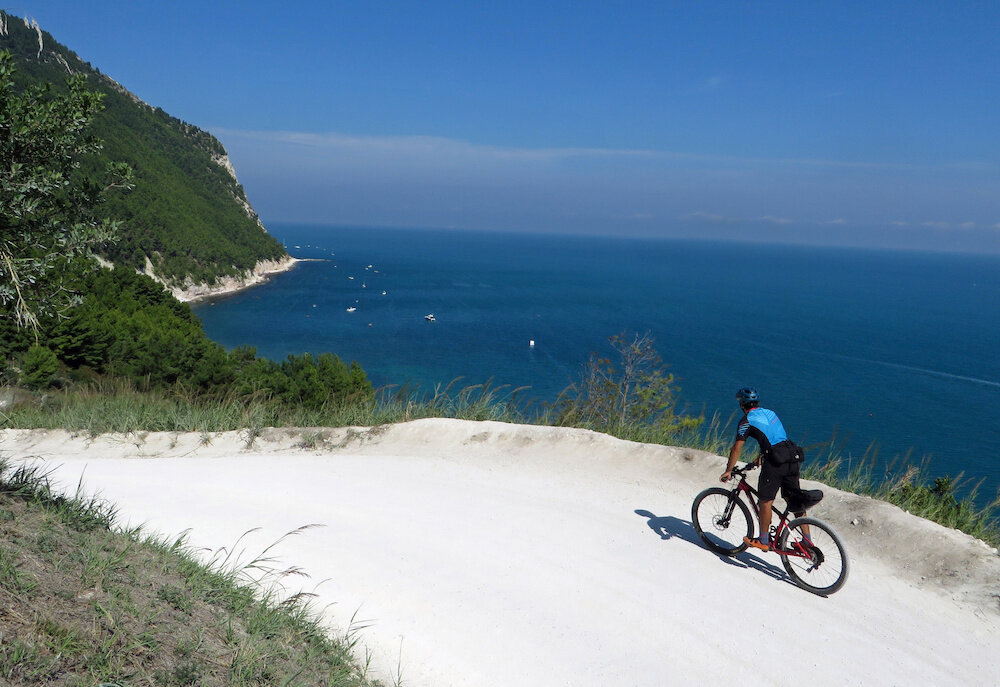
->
[720, 439, 745, 481]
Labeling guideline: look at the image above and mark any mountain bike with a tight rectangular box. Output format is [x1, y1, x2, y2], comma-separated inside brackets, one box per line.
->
[691, 462, 849, 595]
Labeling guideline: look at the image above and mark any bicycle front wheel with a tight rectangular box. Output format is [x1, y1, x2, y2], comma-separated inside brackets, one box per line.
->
[691, 487, 753, 556]
[778, 517, 849, 596]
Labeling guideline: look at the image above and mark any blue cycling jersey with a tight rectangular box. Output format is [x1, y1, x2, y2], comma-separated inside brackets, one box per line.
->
[736, 407, 788, 451]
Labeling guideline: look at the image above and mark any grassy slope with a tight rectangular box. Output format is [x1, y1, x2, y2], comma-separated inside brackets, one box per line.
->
[0, 460, 384, 687]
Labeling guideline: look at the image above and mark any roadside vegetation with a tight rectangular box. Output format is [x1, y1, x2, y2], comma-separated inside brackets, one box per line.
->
[0, 458, 386, 687]
[802, 446, 1000, 549]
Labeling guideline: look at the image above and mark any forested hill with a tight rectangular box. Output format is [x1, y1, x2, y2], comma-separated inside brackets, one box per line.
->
[0, 11, 289, 289]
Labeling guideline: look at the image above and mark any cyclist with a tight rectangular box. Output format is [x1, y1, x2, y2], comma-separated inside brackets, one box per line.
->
[720, 387, 806, 552]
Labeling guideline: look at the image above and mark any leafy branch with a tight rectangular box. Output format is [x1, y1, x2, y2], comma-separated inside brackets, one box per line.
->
[554, 330, 703, 437]
[0, 50, 133, 336]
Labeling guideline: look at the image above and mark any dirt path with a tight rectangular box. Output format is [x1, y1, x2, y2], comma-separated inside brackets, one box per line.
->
[6, 420, 999, 687]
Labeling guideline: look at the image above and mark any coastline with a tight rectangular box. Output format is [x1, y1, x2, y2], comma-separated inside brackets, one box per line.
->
[169, 255, 300, 303]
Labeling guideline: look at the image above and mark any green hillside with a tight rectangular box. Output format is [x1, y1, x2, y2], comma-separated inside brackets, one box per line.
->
[1, 11, 372, 409]
[0, 11, 287, 287]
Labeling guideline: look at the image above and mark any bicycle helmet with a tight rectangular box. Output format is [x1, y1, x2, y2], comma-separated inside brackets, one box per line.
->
[735, 387, 759, 405]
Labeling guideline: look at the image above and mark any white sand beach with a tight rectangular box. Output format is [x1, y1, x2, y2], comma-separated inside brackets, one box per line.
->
[4, 419, 999, 687]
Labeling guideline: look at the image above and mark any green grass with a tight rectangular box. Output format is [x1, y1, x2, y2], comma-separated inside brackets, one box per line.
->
[3, 377, 533, 434]
[0, 457, 387, 687]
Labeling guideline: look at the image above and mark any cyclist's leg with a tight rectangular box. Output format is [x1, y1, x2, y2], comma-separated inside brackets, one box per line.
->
[758, 499, 775, 538]
[755, 462, 783, 546]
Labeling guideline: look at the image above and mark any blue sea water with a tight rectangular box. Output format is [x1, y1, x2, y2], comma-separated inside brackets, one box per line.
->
[193, 224, 1000, 502]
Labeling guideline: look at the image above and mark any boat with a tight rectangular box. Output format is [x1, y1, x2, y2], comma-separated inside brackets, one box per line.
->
[347, 307, 357, 313]
[425, 313, 436, 321]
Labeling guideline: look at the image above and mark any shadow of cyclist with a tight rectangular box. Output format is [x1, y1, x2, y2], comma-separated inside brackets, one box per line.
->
[634, 509, 703, 544]
[634, 509, 790, 584]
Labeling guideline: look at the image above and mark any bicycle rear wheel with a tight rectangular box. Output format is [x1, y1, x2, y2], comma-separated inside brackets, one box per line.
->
[778, 517, 849, 595]
[691, 487, 753, 556]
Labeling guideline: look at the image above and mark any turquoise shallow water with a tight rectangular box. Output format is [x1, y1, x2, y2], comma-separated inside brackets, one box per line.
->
[193, 224, 1000, 502]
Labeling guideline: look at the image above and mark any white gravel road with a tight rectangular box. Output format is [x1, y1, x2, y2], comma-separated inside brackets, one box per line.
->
[4, 419, 999, 687]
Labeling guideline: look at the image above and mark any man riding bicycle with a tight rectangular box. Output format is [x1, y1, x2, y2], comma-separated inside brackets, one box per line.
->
[720, 387, 807, 552]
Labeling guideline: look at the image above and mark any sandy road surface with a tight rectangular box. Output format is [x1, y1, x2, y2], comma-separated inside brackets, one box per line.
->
[5, 420, 999, 687]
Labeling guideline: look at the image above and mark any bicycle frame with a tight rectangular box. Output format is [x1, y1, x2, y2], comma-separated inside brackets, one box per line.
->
[729, 467, 814, 559]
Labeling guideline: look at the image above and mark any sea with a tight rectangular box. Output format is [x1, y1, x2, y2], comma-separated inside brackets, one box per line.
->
[192, 224, 1000, 504]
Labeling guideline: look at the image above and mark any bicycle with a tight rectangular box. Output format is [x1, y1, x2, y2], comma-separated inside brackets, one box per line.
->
[691, 462, 850, 595]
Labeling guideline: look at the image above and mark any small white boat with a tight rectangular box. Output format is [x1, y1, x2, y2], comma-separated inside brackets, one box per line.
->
[425, 313, 436, 321]
[347, 307, 357, 313]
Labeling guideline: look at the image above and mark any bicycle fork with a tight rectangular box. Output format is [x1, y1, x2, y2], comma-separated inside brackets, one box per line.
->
[718, 493, 740, 527]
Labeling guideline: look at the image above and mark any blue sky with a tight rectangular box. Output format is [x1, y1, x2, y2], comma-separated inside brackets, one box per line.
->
[6, 1, 999, 251]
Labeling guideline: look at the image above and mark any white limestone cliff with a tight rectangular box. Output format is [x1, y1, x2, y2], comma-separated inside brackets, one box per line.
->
[169, 256, 299, 303]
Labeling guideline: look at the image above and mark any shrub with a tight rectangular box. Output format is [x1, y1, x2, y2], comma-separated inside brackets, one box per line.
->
[553, 331, 703, 439]
[20, 345, 58, 389]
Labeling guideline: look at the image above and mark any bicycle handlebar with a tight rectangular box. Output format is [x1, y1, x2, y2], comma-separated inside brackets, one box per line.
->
[729, 461, 759, 478]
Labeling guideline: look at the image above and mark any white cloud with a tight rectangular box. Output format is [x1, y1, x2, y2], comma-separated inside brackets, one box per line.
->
[212, 127, 952, 173]
[213, 128, 668, 167]
[683, 211, 732, 222]
[916, 221, 982, 231]
[685, 212, 803, 227]
[213, 127, 1000, 246]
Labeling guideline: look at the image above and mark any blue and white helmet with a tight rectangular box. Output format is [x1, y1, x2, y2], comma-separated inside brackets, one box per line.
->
[735, 387, 759, 405]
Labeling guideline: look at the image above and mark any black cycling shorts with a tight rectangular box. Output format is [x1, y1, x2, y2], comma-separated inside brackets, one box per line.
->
[757, 459, 801, 503]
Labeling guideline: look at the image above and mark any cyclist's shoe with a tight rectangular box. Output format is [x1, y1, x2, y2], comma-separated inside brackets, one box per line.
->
[744, 536, 770, 552]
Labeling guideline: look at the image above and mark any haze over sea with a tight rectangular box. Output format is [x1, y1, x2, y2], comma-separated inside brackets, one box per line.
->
[193, 224, 1000, 503]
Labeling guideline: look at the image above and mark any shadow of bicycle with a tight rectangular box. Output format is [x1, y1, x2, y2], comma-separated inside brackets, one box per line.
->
[634, 508, 791, 586]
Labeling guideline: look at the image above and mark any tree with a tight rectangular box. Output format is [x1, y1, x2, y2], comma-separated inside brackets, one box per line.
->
[20, 344, 58, 389]
[555, 331, 703, 436]
[0, 50, 132, 335]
